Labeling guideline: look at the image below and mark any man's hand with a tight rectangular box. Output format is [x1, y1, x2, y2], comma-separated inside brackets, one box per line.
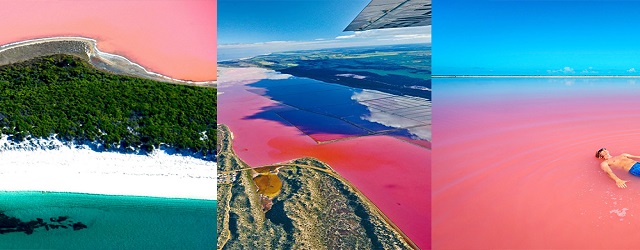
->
[601, 162, 628, 188]
[616, 179, 629, 188]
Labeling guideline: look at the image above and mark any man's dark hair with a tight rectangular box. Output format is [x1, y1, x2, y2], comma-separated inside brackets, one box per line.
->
[596, 148, 606, 158]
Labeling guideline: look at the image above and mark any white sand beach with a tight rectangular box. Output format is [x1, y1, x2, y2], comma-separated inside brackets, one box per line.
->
[0, 136, 216, 200]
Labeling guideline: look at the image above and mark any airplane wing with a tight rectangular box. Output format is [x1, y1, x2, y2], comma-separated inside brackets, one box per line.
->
[344, 0, 431, 31]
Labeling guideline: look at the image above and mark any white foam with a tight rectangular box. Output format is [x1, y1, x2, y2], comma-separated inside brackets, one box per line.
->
[336, 73, 367, 79]
[609, 208, 629, 217]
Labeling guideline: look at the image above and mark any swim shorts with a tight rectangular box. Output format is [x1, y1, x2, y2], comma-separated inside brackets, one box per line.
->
[629, 162, 640, 177]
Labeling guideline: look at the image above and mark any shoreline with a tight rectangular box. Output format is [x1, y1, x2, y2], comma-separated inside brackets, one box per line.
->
[218, 66, 430, 248]
[217, 124, 415, 249]
[229, 161, 420, 249]
[0, 138, 216, 200]
[0, 36, 216, 86]
[0, 190, 216, 202]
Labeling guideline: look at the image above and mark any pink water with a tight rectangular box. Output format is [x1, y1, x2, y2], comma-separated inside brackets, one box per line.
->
[433, 78, 640, 249]
[218, 68, 430, 248]
[1, 0, 216, 81]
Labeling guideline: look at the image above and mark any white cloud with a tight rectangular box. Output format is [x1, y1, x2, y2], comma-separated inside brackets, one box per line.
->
[336, 73, 367, 79]
[547, 66, 575, 74]
[394, 34, 431, 40]
[628, 68, 636, 73]
[336, 34, 356, 39]
[335, 26, 431, 42]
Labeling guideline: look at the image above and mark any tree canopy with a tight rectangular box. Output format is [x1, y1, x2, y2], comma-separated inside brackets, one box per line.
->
[0, 54, 216, 156]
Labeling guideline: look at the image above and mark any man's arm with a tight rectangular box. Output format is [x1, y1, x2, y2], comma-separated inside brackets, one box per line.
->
[623, 153, 640, 159]
[601, 162, 628, 188]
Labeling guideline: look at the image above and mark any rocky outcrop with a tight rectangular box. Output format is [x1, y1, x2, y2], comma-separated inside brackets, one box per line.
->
[0, 37, 215, 86]
[0, 40, 90, 66]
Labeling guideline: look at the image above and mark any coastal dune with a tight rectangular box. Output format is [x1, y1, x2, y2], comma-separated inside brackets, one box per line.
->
[0, 136, 216, 200]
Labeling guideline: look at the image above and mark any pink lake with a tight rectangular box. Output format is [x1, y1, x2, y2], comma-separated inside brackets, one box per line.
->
[433, 78, 640, 249]
[218, 67, 431, 249]
[1, 0, 216, 81]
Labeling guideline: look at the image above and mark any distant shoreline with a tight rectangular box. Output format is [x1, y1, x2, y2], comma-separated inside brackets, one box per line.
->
[217, 42, 431, 63]
[433, 75, 640, 78]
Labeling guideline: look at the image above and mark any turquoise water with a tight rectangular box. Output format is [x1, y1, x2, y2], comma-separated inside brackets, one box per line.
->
[0, 192, 216, 249]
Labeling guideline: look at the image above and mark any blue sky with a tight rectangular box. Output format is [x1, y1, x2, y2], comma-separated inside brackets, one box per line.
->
[434, 0, 640, 76]
[218, 0, 431, 61]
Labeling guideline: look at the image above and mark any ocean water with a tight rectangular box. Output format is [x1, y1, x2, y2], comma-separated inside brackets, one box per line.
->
[0, 192, 216, 249]
[433, 78, 640, 249]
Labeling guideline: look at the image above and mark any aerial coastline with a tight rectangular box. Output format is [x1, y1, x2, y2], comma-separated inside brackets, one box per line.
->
[0, 37, 216, 86]
[0, 46, 217, 201]
[0, 1, 217, 246]
[1, 0, 217, 82]
[216, 124, 414, 249]
[218, 63, 430, 248]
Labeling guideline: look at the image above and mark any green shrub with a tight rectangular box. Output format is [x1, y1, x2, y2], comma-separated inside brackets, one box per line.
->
[0, 54, 216, 156]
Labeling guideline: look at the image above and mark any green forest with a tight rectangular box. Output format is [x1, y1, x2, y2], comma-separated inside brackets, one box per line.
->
[0, 54, 216, 156]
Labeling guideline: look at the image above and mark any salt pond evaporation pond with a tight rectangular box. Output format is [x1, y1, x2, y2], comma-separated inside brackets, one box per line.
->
[433, 78, 640, 249]
[218, 67, 430, 248]
[0, 192, 216, 249]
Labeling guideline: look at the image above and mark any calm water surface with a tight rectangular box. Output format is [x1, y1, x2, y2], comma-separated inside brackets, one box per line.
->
[0, 192, 216, 249]
[218, 67, 430, 248]
[433, 78, 640, 249]
[0, 1, 216, 81]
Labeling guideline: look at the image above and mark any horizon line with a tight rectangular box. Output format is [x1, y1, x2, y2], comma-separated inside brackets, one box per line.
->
[432, 75, 640, 79]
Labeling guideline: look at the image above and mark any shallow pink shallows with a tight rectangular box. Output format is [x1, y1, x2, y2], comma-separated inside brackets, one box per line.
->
[218, 69, 431, 249]
[433, 79, 640, 249]
[1, 0, 216, 81]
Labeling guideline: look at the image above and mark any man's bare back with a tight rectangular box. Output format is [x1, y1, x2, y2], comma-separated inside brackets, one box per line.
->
[596, 148, 640, 188]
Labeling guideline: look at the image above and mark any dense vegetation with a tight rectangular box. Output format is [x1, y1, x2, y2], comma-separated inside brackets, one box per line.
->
[0, 54, 216, 156]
